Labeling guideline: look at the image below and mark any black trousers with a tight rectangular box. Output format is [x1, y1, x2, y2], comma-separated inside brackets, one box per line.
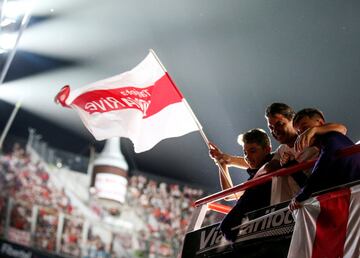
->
[220, 183, 271, 242]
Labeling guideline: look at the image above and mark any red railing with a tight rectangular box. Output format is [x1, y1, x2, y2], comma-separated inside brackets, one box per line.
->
[195, 144, 360, 208]
[207, 202, 232, 214]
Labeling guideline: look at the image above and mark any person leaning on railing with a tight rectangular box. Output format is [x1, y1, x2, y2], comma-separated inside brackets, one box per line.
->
[209, 128, 273, 242]
[289, 108, 360, 211]
[253, 103, 347, 203]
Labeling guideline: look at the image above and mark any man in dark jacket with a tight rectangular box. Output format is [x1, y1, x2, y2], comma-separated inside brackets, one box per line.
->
[209, 128, 273, 241]
[289, 108, 360, 211]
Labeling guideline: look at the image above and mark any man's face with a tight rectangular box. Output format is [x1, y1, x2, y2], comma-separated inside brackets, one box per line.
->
[266, 114, 297, 145]
[293, 116, 323, 135]
[243, 143, 270, 169]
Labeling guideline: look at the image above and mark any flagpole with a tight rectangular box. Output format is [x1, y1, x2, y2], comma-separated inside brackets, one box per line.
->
[149, 49, 238, 199]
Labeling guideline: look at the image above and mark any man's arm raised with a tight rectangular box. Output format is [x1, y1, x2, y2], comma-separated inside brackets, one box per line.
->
[295, 123, 347, 152]
[208, 142, 247, 200]
[209, 142, 249, 169]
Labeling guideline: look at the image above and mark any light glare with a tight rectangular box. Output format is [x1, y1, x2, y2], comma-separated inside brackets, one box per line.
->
[0, 33, 18, 50]
[2, 1, 32, 19]
[0, 18, 16, 27]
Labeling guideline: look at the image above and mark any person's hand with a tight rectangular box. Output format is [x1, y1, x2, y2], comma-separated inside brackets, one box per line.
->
[295, 127, 317, 152]
[208, 142, 222, 159]
[288, 198, 302, 212]
[280, 151, 294, 166]
[209, 142, 230, 165]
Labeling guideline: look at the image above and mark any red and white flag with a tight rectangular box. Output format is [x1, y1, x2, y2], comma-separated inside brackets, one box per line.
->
[288, 184, 360, 258]
[55, 51, 199, 153]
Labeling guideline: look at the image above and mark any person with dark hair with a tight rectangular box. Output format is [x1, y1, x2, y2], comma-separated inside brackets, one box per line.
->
[264, 103, 313, 166]
[255, 103, 320, 202]
[265, 102, 296, 121]
[209, 129, 270, 192]
[209, 128, 273, 241]
[292, 108, 341, 152]
[255, 103, 347, 203]
[289, 108, 360, 211]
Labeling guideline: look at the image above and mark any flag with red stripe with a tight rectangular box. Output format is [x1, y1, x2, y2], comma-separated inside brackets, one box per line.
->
[55, 51, 199, 153]
[288, 184, 360, 258]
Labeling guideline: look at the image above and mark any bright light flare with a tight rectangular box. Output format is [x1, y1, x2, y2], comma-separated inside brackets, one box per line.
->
[0, 33, 18, 50]
[2, 0, 33, 19]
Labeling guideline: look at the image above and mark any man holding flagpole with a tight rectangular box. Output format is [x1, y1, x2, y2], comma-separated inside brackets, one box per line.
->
[209, 128, 273, 241]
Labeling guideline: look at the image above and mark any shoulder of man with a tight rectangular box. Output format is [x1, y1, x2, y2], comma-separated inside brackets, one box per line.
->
[318, 131, 355, 151]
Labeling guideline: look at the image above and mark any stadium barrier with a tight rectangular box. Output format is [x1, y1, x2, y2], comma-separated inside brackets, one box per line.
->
[180, 144, 360, 258]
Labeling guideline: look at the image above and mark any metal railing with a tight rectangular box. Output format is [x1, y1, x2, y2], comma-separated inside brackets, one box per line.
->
[195, 144, 360, 207]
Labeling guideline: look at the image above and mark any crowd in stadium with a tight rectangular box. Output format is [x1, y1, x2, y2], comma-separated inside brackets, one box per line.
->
[0, 143, 73, 214]
[126, 175, 215, 257]
[0, 142, 215, 257]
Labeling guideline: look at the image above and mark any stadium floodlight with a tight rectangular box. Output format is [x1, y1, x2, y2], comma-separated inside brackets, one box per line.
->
[0, 0, 36, 85]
